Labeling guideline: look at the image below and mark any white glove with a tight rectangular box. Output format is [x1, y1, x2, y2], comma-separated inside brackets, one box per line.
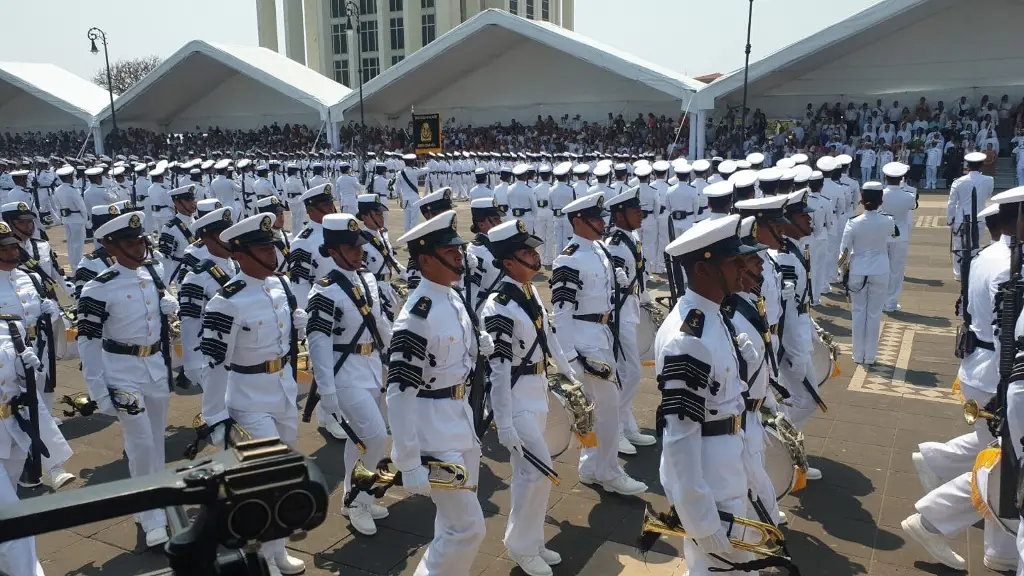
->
[497, 426, 523, 454]
[397, 263, 408, 277]
[639, 290, 652, 305]
[319, 391, 340, 416]
[735, 333, 759, 365]
[96, 395, 117, 417]
[292, 308, 309, 332]
[40, 299, 59, 317]
[64, 280, 74, 294]
[478, 332, 495, 356]
[695, 527, 733, 555]
[159, 296, 179, 316]
[781, 281, 796, 301]
[615, 268, 629, 285]
[19, 349, 40, 370]
[401, 465, 432, 496]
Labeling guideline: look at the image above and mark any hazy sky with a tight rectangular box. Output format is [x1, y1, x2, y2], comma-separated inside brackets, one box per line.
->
[1, 0, 883, 82]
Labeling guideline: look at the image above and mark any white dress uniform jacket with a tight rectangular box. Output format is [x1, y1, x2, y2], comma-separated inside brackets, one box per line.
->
[839, 210, 894, 364]
[880, 184, 917, 309]
[156, 213, 196, 287]
[288, 222, 337, 309]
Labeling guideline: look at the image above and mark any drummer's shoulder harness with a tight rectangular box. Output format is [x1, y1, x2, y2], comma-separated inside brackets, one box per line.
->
[179, 260, 231, 321]
[158, 216, 196, 261]
[75, 247, 115, 299]
[310, 269, 385, 375]
[489, 282, 551, 390]
[607, 229, 645, 299]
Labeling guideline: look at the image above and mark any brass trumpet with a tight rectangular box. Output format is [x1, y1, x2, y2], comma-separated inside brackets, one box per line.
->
[344, 457, 475, 507]
[637, 506, 788, 559]
[964, 399, 996, 426]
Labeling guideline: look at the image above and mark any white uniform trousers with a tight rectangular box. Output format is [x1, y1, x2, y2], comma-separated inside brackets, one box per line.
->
[579, 373, 622, 482]
[288, 200, 306, 235]
[341, 199, 357, 217]
[229, 402, 299, 561]
[339, 388, 388, 508]
[505, 410, 552, 557]
[860, 165, 873, 183]
[1017, 166, 1024, 188]
[534, 218, 553, 266]
[403, 201, 419, 234]
[849, 273, 889, 363]
[779, 357, 819, 432]
[653, 213, 670, 274]
[63, 223, 86, 273]
[950, 234, 981, 282]
[916, 471, 1017, 560]
[810, 237, 829, 302]
[638, 216, 658, 272]
[549, 218, 570, 265]
[919, 382, 992, 483]
[0, 445, 45, 576]
[926, 166, 938, 189]
[114, 382, 170, 533]
[37, 399, 72, 475]
[681, 498, 756, 575]
[519, 216, 535, 235]
[414, 445, 485, 576]
[744, 418, 782, 525]
[617, 320, 643, 437]
[828, 227, 843, 283]
[885, 242, 910, 310]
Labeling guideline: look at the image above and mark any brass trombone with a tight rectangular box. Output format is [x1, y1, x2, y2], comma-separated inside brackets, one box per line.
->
[637, 505, 788, 559]
[964, 399, 997, 426]
[343, 457, 476, 507]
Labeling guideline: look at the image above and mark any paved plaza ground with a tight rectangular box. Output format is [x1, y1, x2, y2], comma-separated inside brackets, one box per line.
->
[17, 191, 998, 575]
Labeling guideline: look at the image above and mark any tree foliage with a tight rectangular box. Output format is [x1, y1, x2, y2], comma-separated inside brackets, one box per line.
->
[92, 55, 161, 95]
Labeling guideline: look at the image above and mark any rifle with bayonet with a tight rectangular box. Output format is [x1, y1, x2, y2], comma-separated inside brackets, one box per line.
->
[955, 186, 978, 359]
[998, 202, 1021, 519]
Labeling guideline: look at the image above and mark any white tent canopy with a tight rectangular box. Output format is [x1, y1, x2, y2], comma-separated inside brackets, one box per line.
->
[330, 9, 700, 129]
[695, 0, 1024, 118]
[0, 62, 109, 133]
[94, 40, 351, 142]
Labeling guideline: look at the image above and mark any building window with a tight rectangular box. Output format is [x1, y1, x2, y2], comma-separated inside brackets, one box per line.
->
[421, 13, 436, 45]
[363, 57, 381, 80]
[359, 0, 377, 14]
[526, 0, 533, 18]
[509, 0, 517, 15]
[421, 0, 434, 7]
[541, 0, 549, 19]
[389, 0, 403, 11]
[359, 19, 378, 53]
[390, 17, 404, 50]
[331, 0, 344, 19]
[333, 59, 351, 86]
[331, 23, 348, 55]
[392, 54, 404, 65]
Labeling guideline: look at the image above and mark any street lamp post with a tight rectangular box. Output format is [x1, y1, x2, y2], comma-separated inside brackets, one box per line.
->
[739, 0, 754, 152]
[345, 2, 367, 182]
[88, 27, 118, 156]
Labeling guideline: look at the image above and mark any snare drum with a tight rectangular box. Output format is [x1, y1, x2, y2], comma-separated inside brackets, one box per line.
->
[638, 303, 665, 366]
[810, 318, 840, 387]
[762, 412, 808, 500]
[972, 446, 1021, 536]
[544, 374, 598, 457]
[545, 387, 575, 458]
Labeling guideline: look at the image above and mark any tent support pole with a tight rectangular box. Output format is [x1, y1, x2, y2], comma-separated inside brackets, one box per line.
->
[739, 0, 753, 149]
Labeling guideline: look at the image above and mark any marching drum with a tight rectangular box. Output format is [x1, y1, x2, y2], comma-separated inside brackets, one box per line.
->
[972, 446, 1021, 536]
[638, 303, 666, 366]
[761, 410, 808, 500]
[543, 374, 597, 458]
[810, 318, 840, 388]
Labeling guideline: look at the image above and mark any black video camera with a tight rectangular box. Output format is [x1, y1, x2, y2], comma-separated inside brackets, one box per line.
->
[0, 438, 328, 575]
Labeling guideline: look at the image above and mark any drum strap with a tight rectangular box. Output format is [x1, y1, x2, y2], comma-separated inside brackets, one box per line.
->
[497, 282, 552, 391]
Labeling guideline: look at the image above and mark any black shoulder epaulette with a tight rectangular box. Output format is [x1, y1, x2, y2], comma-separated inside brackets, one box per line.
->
[495, 290, 511, 305]
[411, 296, 432, 319]
[163, 220, 176, 228]
[562, 243, 579, 256]
[84, 252, 99, 260]
[608, 232, 622, 245]
[359, 230, 375, 243]
[141, 258, 158, 266]
[680, 309, 704, 338]
[319, 269, 343, 287]
[95, 269, 119, 283]
[298, 227, 314, 239]
[220, 279, 246, 298]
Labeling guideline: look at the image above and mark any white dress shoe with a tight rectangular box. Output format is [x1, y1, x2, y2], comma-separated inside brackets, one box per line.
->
[539, 547, 562, 566]
[805, 467, 822, 481]
[367, 502, 389, 519]
[777, 511, 788, 525]
[900, 513, 965, 570]
[984, 554, 1017, 571]
[578, 472, 598, 485]
[319, 418, 348, 440]
[342, 503, 377, 536]
[624, 430, 657, 446]
[602, 472, 647, 496]
[45, 468, 76, 490]
[617, 434, 637, 455]
[273, 552, 306, 575]
[912, 452, 941, 493]
[509, 552, 553, 576]
[145, 527, 169, 548]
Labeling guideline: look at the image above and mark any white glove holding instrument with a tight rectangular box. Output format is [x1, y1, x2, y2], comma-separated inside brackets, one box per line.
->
[292, 308, 309, 335]
[159, 296, 179, 316]
[735, 333, 759, 365]
[401, 466, 432, 496]
[695, 526, 733, 555]
[781, 281, 796, 301]
[615, 268, 629, 286]
[40, 299, 59, 317]
[497, 426, 523, 455]
[478, 332, 495, 356]
[319, 391, 340, 416]
[19, 349, 41, 371]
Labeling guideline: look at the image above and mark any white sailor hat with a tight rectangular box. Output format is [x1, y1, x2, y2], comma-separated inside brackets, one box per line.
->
[674, 161, 692, 174]
[734, 194, 790, 224]
[979, 203, 1000, 219]
[169, 184, 197, 198]
[712, 156, 724, 163]
[196, 198, 224, 216]
[312, 162, 325, 169]
[653, 160, 670, 173]
[691, 159, 711, 172]
[111, 166, 126, 177]
[401, 153, 416, 162]
[596, 158, 614, 168]
[55, 165, 74, 177]
[415, 188, 454, 213]
[607, 187, 642, 210]
[593, 164, 611, 178]
[9, 169, 29, 178]
[395, 210, 466, 252]
[793, 165, 813, 183]
[189, 168, 202, 176]
[736, 160, 751, 170]
[835, 154, 853, 166]
[113, 200, 133, 212]
[512, 163, 530, 176]
[339, 161, 351, 170]
[191, 207, 234, 235]
[775, 158, 795, 170]
[704, 181, 734, 198]
[717, 160, 737, 175]
[665, 214, 759, 261]
[90, 203, 123, 231]
[471, 197, 505, 219]
[861, 181, 884, 192]
[488, 219, 543, 258]
[236, 158, 252, 169]
[881, 162, 909, 178]
[0, 201, 34, 221]
[746, 152, 765, 165]
[257, 195, 285, 214]
[784, 189, 815, 215]
[860, 181, 884, 201]
[991, 186, 1024, 205]
[757, 168, 781, 183]
[729, 170, 758, 189]
[738, 215, 769, 251]
[563, 192, 607, 217]
[572, 164, 590, 176]
[322, 213, 368, 247]
[965, 151, 987, 163]
[0, 222, 19, 248]
[553, 162, 572, 177]
[198, 160, 212, 170]
[213, 159, 231, 170]
[84, 166, 104, 177]
[150, 164, 167, 177]
[538, 163, 552, 173]
[613, 163, 629, 173]
[133, 163, 148, 174]
[634, 164, 653, 178]
[220, 213, 277, 248]
[808, 170, 823, 182]
[254, 163, 270, 173]
[357, 193, 388, 213]
[95, 211, 145, 243]
[790, 153, 809, 165]
[299, 183, 334, 205]
[815, 156, 837, 172]
[474, 167, 487, 176]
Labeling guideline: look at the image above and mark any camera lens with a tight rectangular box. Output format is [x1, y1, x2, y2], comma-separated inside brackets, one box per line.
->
[227, 499, 272, 541]
[275, 489, 316, 528]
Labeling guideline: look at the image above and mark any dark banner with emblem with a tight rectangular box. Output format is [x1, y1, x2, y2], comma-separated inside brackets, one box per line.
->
[413, 113, 442, 154]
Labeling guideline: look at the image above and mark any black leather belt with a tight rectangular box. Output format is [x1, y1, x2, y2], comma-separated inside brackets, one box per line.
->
[230, 356, 288, 374]
[516, 362, 545, 376]
[60, 209, 80, 217]
[745, 397, 765, 412]
[499, 205, 509, 212]
[701, 412, 746, 436]
[553, 209, 564, 217]
[537, 200, 549, 208]
[512, 208, 532, 217]
[643, 210, 655, 217]
[573, 313, 610, 325]
[102, 339, 161, 357]
[333, 343, 376, 356]
[975, 338, 995, 351]
[416, 383, 466, 400]
[671, 210, 693, 220]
